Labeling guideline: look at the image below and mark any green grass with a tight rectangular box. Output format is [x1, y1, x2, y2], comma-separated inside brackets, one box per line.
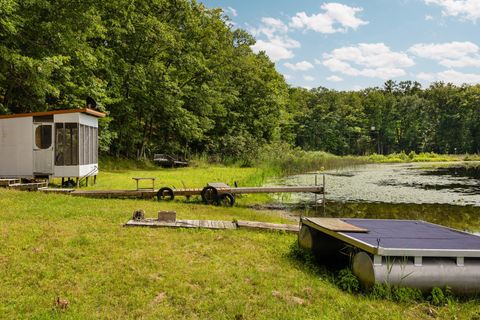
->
[3, 189, 479, 319]
[366, 151, 466, 163]
[2, 163, 480, 319]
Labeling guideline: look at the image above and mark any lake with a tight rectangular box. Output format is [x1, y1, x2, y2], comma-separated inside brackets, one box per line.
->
[273, 162, 480, 232]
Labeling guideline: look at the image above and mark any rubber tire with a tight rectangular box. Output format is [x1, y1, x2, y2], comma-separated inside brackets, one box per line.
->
[201, 186, 218, 204]
[216, 193, 235, 207]
[157, 187, 174, 201]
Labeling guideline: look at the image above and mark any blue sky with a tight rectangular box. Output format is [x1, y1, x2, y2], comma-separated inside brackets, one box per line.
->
[201, 0, 480, 90]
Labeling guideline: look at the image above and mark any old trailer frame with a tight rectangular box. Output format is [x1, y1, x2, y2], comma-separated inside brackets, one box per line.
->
[70, 183, 324, 206]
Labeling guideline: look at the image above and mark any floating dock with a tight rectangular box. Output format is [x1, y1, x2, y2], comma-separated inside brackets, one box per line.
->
[299, 217, 480, 295]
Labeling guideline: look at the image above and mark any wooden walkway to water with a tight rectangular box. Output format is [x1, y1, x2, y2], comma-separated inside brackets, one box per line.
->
[71, 185, 324, 199]
[125, 219, 300, 233]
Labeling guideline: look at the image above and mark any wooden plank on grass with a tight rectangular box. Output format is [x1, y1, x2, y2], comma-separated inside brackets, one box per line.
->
[124, 219, 236, 230]
[305, 217, 368, 233]
[235, 220, 299, 233]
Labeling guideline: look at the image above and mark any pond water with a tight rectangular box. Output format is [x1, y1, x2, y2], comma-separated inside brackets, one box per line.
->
[272, 162, 480, 232]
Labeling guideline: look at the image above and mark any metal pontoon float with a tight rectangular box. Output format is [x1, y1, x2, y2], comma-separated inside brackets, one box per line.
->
[299, 217, 480, 295]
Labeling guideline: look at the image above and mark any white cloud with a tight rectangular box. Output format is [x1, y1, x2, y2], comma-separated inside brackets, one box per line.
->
[327, 75, 343, 82]
[416, 69, 480, 84]
[284, 61, 314, 71]
[409, 41, 480, 67]
[251, 38, 299, 61]
[321, 43, 415, 79]
[290, 2, 368, 33]
[425, 0, 480, 22]
[250, 17, 300, 62]
[226, 6, 238, 17]
[425, 14, 434, 20]
[251, 17, 289, 39]
[303, 75, 315, 81]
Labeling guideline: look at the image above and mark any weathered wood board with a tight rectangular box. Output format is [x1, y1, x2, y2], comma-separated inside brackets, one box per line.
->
[125, 219, 237, 230]
[305, 217, 368, 233]
[0, 179, 20, 187]
[38, 188, 74, 194]
[124, 219, 300, 233]
[8, 182, 48, 191]
[236, 220, 299, 233]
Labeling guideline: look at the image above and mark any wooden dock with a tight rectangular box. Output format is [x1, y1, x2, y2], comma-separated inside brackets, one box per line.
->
[71, 189, 155, 199]
[125, 219, 299, 233]
[38, 188, 74, 194]
[71, 185, 324, 200]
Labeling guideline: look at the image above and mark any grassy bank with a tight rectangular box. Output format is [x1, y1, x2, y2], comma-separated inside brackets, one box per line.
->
[2, 188, 479, 319]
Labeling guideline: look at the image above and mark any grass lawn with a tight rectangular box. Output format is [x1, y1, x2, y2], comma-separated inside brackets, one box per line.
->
[1, 165, 479, 319]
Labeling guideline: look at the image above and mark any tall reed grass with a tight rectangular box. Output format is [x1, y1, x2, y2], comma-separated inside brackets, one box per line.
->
[255, 143, 368, 176]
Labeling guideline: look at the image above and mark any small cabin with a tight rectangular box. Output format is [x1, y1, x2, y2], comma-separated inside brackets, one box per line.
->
[0, 108, 105, 180]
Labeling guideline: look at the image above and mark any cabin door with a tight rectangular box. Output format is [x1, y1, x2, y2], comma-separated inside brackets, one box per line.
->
[33, 123, 54, 175]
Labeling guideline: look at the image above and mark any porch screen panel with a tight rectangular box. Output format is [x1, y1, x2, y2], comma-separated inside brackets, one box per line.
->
[66, 123, 79, 165]
[55, 123, 79, 166]
[79, 125, 85, 165]
[93, 127, 98, 163]
[85, 125, 90, 164]
[55, 123, 65, 166]
[88, 127, 93, 164]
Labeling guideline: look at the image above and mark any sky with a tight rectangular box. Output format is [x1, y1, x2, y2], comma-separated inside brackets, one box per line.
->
[201, 0, 480, 90]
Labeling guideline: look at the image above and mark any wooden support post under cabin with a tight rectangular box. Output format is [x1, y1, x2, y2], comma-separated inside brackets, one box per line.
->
[61, 177, 65, 186]
[94, 175, 97, 185]
[86, 177, 89, 187]
[76, 178, 79, 187]
[158, 211, 176, 222]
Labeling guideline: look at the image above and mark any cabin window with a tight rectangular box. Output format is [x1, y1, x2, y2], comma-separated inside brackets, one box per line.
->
[55, 123, 79, 166]
[35, 125, 52, 149]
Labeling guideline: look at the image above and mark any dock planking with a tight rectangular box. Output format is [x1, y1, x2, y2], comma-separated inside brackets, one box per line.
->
[125, 219, 237, 230]
[124, 219, 299, 233]
[70, 185, 324, 200]
[235, 220, 299, 233]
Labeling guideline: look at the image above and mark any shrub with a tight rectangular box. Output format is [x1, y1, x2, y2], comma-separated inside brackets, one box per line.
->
[392, 286, 423, 303]
[336, 268, 360, 294]
[429, 287, 454, 306]
[370, 283, 422, 303]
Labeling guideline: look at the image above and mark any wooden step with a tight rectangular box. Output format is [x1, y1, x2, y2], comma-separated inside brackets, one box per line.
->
[8, 182, 48, 191]
[0, 178, 20, 187]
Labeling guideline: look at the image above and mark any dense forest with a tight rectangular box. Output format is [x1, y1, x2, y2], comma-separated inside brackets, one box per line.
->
[1, 0, 479, 161]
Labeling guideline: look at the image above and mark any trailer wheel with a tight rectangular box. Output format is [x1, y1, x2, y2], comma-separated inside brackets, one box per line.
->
[216, 193, 235, 207]
[157, 187, 174, 201]
[201, 186, 218, 204]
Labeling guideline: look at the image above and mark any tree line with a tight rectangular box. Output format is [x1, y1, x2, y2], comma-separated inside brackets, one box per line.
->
[290, 81, 480, 155]
[1, 0, 479, 160]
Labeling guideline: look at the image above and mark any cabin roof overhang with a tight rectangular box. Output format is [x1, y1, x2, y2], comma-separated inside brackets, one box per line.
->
[0, 108, 106, 120]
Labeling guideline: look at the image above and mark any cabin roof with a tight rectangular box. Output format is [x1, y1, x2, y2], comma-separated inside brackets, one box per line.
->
[0, 108, 106, 120]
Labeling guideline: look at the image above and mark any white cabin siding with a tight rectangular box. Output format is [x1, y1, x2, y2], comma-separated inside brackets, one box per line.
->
[0, 117, 34, 177]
